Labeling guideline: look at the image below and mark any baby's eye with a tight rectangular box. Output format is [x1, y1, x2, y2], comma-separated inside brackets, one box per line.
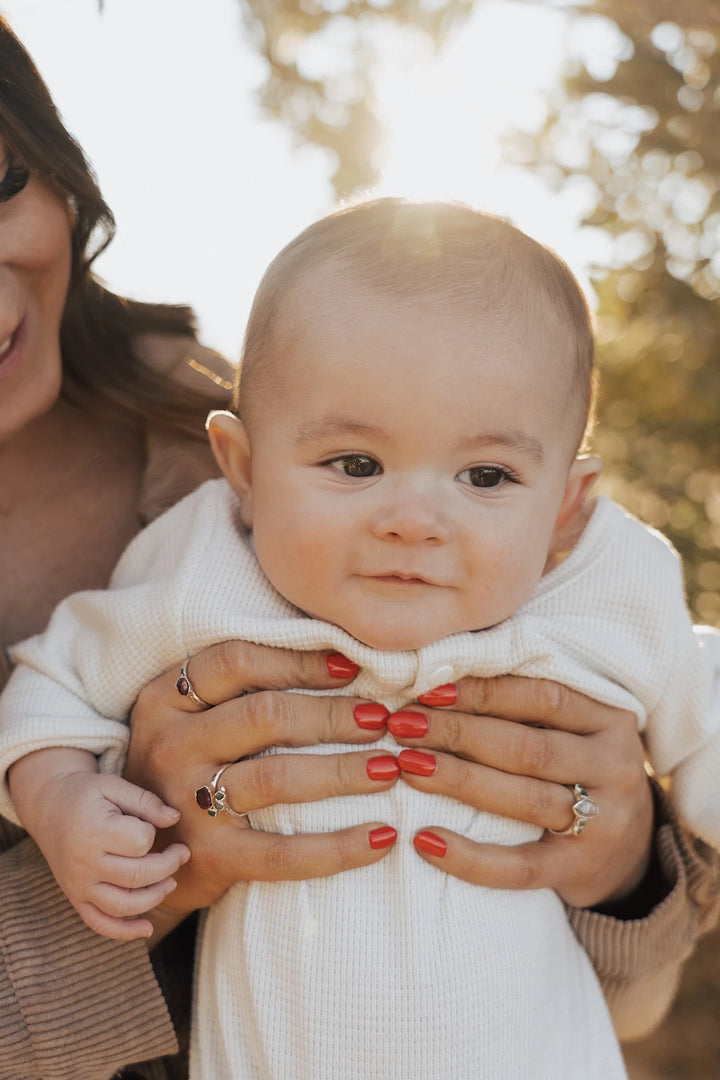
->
[325, 455, 381, 478]
[456, 466, 514, 489]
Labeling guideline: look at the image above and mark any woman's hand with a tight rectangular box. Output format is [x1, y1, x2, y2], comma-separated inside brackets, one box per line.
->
[123, 641, 399, 941]
[391, 675, 654, 909]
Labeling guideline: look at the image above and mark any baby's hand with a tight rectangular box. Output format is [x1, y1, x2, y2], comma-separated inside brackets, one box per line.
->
[10, 749, 190, 940]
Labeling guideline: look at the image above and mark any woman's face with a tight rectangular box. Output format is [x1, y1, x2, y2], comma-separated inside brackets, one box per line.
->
[0, 134, 73, 442]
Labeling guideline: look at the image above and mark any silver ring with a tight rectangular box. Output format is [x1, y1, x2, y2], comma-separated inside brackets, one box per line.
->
[195, 763, 248, 819]
[547, 784, 599, 837]
[176, 661, 211, 710]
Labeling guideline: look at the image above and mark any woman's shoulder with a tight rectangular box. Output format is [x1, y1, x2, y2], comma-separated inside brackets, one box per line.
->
[135, 334, 236, 525]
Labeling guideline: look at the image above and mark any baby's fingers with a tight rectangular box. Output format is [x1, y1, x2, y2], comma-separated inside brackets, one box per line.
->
[76, 899, 157, 942]
[85, 876, 180, 929]
[100, 843, 190, 890]
[102, 775, 180, 828]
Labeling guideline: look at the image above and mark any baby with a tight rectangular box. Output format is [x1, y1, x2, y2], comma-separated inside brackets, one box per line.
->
[1, 199, 718, 1080]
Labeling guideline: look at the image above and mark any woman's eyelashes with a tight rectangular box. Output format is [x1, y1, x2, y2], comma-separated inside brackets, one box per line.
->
[322, 454, 382, 479]
[0, 160, 30, 203]
[455, 465, 519, 489]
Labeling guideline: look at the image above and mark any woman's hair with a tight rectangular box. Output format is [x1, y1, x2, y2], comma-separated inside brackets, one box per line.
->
[0, 17, 227, 435]
[239, 198, 597, 450]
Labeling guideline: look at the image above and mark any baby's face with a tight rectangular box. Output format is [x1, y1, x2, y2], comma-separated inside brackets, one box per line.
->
[232, 276, 595, 651]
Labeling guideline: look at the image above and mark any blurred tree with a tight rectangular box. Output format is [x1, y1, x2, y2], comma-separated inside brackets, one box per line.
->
[236, 0, 474, 195]
[508, 0, 720, 630]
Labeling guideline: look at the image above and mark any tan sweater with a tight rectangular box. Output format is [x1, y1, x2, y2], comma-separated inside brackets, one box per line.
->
[0, 352, 717, 1079]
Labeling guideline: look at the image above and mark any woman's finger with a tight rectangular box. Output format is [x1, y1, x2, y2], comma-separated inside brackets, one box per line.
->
[411, 772, 653, 908]
[160, 639, 360, 711]
[390, 707, 593, 787]
[411, 828, 565, 891]
[201, 751, 400, 815]
[188, 691, 387, 762]
[452, 675, 635, 737]
[163, 822, 398, 913]
[397, 748, 579, 832]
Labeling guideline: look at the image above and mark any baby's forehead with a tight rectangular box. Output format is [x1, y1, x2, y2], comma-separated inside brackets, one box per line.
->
[278, 262, 576, 370]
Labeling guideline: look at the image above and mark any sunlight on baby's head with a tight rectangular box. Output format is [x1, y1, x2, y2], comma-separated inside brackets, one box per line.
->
[235, 198, 597, 456]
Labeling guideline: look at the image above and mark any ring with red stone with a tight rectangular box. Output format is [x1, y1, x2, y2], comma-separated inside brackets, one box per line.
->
[195, 763, 248, 819]
[176, 660, 211, 710]
[547, 784, 599, 837]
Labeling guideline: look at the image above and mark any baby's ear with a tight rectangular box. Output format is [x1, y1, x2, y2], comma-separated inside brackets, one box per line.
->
[554, 455, 603, 536]
[206, 410, 254, 526]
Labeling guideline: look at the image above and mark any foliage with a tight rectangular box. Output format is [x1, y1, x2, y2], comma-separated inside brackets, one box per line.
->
[237, 0, 474, 195]
[508, 0, 720, 627]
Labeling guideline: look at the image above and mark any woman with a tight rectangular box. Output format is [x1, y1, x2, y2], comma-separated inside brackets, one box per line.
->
[0, 16, 716, 1080]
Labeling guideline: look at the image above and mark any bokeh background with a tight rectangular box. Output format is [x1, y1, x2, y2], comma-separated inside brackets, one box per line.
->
[3, 0, 719, 1075]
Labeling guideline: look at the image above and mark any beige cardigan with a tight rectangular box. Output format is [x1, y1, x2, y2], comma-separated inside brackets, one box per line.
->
[0, 347, 717, 1080]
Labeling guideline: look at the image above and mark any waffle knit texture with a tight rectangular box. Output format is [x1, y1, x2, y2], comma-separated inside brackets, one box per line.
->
[1, 481, 718, 1079]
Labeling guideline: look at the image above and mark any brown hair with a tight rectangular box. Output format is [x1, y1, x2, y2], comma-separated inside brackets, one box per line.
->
[0, 17, 227, 436]
[238, 198, 597, 449]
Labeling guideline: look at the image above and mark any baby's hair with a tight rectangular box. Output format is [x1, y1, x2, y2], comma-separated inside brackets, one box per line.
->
[237, 198, 596, 451]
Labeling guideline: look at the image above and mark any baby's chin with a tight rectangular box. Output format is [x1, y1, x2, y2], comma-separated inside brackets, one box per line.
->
[339, 618, 481, 653]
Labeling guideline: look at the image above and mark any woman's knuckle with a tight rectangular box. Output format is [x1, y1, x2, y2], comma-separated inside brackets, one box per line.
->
[326, 697, 350, 742]
[265, 837, 297, 879]
[520, 780, 554, 822]
[448, 756, 474, 795]
[214, 639, 245, 684]
[511, 852, 542, 889]
[519, 730, 556, 775]
[442, 710, 464, 754]
[252, 754, 290, 805]
[538, 680, 574, 721]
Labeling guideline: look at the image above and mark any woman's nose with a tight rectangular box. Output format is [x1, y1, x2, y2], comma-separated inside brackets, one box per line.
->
[369, 489, 451, 545]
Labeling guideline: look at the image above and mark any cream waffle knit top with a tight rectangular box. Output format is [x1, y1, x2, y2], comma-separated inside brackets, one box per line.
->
[1, 480, 718, 1079]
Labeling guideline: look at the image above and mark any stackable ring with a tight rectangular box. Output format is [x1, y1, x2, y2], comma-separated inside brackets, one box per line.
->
[547, 784, 599, 837]
[195, 763, 248, 819]
[176, 660, 211, 710]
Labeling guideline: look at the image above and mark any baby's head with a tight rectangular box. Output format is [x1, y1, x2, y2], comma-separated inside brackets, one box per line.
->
[209, 198, 601, 650]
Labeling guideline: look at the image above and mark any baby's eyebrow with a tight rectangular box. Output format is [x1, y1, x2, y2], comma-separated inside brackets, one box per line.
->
[461, 432, 545, 464]
[293, 416, 383, 445]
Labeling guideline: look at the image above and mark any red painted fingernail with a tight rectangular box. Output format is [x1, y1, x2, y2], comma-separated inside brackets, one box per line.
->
[369, 826, 398, 850]
[388, 710, 428, 738]
[354, 702, 390, 730]
[414, 831, 447, 857]
[418, 683, 457, 707]
[398, 749, 437, 776]
[366, 755, 400, 781]
[326, 653, 360, 679]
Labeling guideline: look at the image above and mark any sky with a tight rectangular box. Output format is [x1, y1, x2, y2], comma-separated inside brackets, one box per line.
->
[1, 0, 596, 360]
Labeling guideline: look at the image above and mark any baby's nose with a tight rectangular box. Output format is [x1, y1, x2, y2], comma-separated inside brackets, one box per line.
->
[370, 489, 451, 544]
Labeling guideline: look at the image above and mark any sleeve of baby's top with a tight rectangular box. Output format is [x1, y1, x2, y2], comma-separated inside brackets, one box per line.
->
[0, 483, 219, 824]
[568, 782, 720, 1042]
[660, 626, 720, 849]
[0, 833, 179, 1080]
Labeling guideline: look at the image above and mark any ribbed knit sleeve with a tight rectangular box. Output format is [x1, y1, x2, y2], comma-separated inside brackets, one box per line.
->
[568, 785, 720, 1042]
[0, 829, 179, 1080]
